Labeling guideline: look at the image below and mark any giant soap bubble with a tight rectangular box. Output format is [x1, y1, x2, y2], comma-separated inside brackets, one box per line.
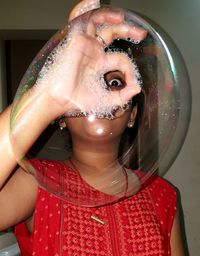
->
[10, 6, 191, 207]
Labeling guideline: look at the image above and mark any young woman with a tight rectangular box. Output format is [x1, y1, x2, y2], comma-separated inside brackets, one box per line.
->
[0, 0, 185, 255]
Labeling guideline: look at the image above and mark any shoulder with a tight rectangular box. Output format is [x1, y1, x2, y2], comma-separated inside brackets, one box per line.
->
[148, 176, 177, 198]
[147, 176, 177, 210]
[134, 172, 177, 206]
[29, 158, 65, 179]
[29, 158, 63, 169]
[28, 159, 74, 199]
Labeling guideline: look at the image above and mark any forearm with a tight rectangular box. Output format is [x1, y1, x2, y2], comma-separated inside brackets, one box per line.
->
[0, 106, 18, 188]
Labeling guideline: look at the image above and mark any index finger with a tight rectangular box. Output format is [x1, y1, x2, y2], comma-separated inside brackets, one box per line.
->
[86, 8, 125, 36]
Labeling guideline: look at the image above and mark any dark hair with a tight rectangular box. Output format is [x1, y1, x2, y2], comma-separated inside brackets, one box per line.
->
[108, 37, 159, 169]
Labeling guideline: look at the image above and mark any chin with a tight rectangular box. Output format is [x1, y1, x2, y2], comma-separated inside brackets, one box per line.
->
[84, 121, 115, 139]
[67, 116, 126, 142]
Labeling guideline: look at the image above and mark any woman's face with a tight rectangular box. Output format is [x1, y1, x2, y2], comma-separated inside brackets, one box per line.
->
[65, 71, 137, 143]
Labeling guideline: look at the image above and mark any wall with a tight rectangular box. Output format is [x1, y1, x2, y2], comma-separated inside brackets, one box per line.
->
[0, 0, 199, 254]
[111, 1, 200, 255]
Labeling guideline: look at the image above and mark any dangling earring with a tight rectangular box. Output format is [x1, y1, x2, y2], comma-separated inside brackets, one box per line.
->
[127, 119, 134, 128]
[59, 119, 67, 130]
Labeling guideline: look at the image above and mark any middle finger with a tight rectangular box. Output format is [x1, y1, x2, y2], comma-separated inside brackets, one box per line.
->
[97, 23, 147, 47]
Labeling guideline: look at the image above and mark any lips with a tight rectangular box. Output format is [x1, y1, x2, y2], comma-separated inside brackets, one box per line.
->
[64, 101, 132, 120]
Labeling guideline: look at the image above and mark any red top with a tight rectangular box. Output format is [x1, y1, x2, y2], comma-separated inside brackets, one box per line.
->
[15, 160, 177, 256]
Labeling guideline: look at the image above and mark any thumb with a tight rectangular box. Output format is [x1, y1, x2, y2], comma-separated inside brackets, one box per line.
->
[68, 0, 101, 22]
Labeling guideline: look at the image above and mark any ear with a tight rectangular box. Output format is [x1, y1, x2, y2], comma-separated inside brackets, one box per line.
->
[68, 0, 101, 22]
[130, 105, 137, 122]
[127, 105, 137, 128]
[59, 118, 67, 130]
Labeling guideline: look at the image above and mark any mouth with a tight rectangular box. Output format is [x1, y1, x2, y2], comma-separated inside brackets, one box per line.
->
[64, 101, 132, 120]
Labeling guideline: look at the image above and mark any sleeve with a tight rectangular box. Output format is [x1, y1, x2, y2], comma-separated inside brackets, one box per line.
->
[147, 177, 177, 239]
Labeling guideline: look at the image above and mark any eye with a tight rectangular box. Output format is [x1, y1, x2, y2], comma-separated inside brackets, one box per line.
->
[108, 78, 124, 88]
[104, 71, 126, 91]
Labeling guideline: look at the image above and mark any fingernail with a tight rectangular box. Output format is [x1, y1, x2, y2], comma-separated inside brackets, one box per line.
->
[79, 0, 100, 15]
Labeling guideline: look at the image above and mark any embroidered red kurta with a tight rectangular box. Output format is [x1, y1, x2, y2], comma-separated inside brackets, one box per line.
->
[15, 160, 177, 256]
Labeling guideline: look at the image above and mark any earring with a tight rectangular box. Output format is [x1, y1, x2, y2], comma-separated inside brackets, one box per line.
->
[59, 119, 67, 130]
[127, 120, 134, 128]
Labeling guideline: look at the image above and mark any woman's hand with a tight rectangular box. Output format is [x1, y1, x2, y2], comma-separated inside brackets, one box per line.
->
[35, 7, 147, 117]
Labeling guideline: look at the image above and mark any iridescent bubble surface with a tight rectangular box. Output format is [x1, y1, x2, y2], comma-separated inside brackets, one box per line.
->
[10, 6, 191, 206]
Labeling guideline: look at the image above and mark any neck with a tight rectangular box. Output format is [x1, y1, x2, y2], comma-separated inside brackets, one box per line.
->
[67, 146, 126, 195]
[65, 138, 130, 196]
[66, 133, 120, 171]
[67, 137, 121, 175]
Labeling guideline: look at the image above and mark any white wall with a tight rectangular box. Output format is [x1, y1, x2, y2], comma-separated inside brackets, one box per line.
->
[111, 1, 200, 255]
[0, 0, 199, 255]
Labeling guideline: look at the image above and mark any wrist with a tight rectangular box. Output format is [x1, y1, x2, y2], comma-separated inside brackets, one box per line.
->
[42, 90, 73, 121]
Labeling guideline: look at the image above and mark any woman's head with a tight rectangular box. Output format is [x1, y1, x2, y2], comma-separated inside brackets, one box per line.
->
[59, 39, 144, 154]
